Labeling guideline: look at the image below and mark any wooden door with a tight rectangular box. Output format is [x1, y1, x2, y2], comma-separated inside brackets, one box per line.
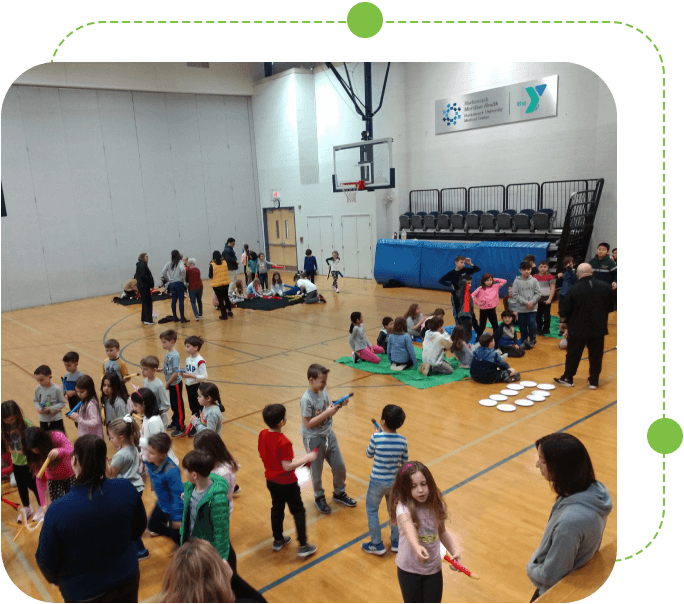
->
[265, 208, 297, 269]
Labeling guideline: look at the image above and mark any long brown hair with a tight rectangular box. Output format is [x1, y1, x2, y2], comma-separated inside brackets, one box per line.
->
[194, 430, 239, 473]
[160, 538, 234, 603]
[389, 461, 448, 529]
[1, 400, 28, 448]
[392, 316, 408, 335]
[536, 433, 597, 497]
[404, 303, 420, 320]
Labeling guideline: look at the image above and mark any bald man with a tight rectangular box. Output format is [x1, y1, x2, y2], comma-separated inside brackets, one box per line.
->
[554, 263, 613, 389]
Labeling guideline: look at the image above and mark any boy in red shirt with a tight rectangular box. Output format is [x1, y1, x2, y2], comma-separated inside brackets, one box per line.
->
[533, 260, 556, 335]
[258, 404, 318, 558]
[185, 258, 204, 321]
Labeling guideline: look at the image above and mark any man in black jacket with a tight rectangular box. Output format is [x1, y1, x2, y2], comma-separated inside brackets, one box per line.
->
[222, 238, 240, 294]
[554, 263, 613, 389]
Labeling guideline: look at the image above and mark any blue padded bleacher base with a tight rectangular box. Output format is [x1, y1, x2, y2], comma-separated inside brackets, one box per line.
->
[372, 239, 424, 288]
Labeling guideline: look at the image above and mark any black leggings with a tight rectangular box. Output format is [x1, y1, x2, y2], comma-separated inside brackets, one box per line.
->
[13, 463, 39, 508]
[477, 308, 499, 336]
[397, 567, 443, 603]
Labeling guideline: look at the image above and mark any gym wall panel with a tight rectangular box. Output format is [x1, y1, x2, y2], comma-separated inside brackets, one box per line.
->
[0, 86, 52, 310]
[372, 239, 423, 288]
[17, 86, 87, 304]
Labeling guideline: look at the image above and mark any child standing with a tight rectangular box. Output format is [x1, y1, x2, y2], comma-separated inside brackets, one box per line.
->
[523, 254, 539, 275]
[190, 382, 225, 437]
[557, 255, 577, 310]
[362, 405, 409, 556]
[300, 364, 357, 514]
[493, 311, 526, 358]
[62, 352, 84, 417]
[377, 317, 394, 353]
[180, 450, 231, 560]
[182, 336, 208, 437]
[349, 312, 385, 364]
[256, 252, 276, 290]
[102, 339, 131, 382]
[419, 317, 454, 376]
[534, 260, 556, 335]
[107, 416, 148, 560]
[388, 317, 418, 371]
[68, 375, 103, 438]
[512, 261, 541, 350]
[161, 249, 189, 323]
[241, 244, 250, 282]
[389, 461, 462, 603]
[33, 365, 66, 434]
[144, 433, 183, 546]
[101, 373, 129, 429]
[185, 258, 204, 321]
[472, 274, 508, 337]
[502, 284, 520, 323]
[259, 404, 318, 558]
[456, 275, 478, 345]
[1, 401, 40, 522]
[303, 249, 318, 283]
[160, 330, 186, 437]
[470, 333, 521, 384]
[247, 252, 259, 285]
[325, 251, 342, 293]
[140, 356, 170, 428]
[438, 256, 481, 323]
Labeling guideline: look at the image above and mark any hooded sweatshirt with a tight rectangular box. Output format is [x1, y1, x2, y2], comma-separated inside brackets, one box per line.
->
[470, 345, 510, 381]
[422, 329, 452, 366]
[512, 275, 542, 313]
[527, 481, 613, 596]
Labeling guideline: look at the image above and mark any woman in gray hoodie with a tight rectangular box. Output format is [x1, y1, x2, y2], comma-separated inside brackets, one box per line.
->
[527, 433, 613, 601]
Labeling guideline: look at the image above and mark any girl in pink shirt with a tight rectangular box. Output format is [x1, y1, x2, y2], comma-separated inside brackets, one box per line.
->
[67, 375, 104, 439]
[472, 274, 508, 338]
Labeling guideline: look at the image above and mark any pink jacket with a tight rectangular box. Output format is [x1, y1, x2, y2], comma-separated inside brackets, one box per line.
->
[471, 278, 508, 309]
[42, 430, 75, 481]
[76, 399, 104, 439]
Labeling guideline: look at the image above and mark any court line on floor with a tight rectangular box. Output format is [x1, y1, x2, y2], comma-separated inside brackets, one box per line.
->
[256, 398, 618, 595]
[2, 522, 54, 602]
[0, 314, 42, 335]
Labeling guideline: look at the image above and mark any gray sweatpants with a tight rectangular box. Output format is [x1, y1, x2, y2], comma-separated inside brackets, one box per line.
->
[303, 431, 346, 499]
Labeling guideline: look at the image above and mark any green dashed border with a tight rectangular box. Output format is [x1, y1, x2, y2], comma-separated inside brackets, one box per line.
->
[49, 19, 667, 564]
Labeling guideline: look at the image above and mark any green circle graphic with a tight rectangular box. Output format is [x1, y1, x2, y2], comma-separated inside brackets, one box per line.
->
[347, 2, 383, 38]
[647, 418, 683, 454]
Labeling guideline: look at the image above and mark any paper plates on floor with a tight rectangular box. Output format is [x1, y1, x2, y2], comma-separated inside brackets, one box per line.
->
[489, 394, 508, 401]
[527, 394, 546, 402]
[479, 399, 498, 407]
[497, 403, 516, 412]
[520, 380, 537, 387]
[500, 389, 518, 396]
[514, 398, 534, 407]
[537, 383, 556, 390]
[531, 390, 551, 398]
[507, 383, 525, 390]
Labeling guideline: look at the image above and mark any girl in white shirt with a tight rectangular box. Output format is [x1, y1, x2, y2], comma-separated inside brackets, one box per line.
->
[131, 388, 178, 465]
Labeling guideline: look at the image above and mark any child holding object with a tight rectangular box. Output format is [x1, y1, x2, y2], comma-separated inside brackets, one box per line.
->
[388, 317, 418, 371]
[404, 304, 426, 340]
[189, 382, 225, 437]
[472, 274, 508, 337]
[304, 249, 318, 283]
[470, 333, 521, 384]
[325, 251, 342, 293]
[101, 373, 129, 430]
[362, 404, 408, 556]
[68, 376, 103, 438]
[349, 312, 385, 364]
[130, 388, 178, 465]
[33, 365, 67, 434]
[389, 461, 462, 604]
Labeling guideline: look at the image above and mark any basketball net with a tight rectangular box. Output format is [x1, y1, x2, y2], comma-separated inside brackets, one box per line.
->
[341, 180, 364, 203]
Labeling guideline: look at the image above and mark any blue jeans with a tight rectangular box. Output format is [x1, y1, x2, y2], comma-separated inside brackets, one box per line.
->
[189, 289, 203, 318]
[518, 312, 537, 343]
[169, 281, 186, 320]
[366, 478, 399, 545]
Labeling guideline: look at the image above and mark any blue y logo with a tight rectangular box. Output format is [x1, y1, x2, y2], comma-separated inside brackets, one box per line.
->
[524, 84, 547, 114]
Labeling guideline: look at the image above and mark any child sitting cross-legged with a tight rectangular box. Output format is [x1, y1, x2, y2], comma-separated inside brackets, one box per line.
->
[449, 325, 474, 369]
[419, 317, 454, 376]
[493, 310, 526, 358]
[470, 333, 521, 384]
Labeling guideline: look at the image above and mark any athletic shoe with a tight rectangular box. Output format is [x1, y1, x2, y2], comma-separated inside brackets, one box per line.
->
[137, 549, 150, 561]
[187, 427, 197, 438]
[171, 428, 185, 438]
[143, 321, 155, 325]
[459, 364, 470, 370]
[332, 492, 357, 507]
[391, 540, 399, 553]
[233, 484, 241, 495]
[505, 373, 521, 383]
[315, 496, 331, 515]
[298, 543, 318, 558]
[180, 318, 190, 323]
[335, 287, 339, 293]
[361, 542, 386, 556]
[352, 352, 360, 364]
[10, 472, 16, 487]
[419, 363, 430, 377]
[32, 506, 46, 522]
[529, 339, 537, 347]
[553, 377, 574, 387]
[319, 295, 327, 303]
[588, 380, 598, 390]
[18, 505, 34, 523]
[219, 315, 228, 320]
[227, 311, 234, 317]
[167, 425, 177, 432]
[500, 353, 509, 361]
[173, 316, 180, 322]
[521, 341, 532, 350]
[195, 316, 200, 321]
[272, 536, 292, 551]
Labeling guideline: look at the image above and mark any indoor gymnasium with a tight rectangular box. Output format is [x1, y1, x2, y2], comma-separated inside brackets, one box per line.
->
[1, 62, 616, 602]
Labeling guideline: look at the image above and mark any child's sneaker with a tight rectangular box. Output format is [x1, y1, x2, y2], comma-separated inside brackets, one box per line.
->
[521, 341, 532, 350]
[505, 373, 521, 383]
[459, 364, 470, 370]
[588, 379, 598, 390]
[17, 505, 34, 523]
[332, 492, 357, 507]
[10, 473, 16, 487]
[187, 426, 197, 438]
[298, 543, 317, 558]
[233, 484, 241, 495]
[137, 549, 150, 561]
[272, 536, 292, 551]
[195, 316, 200, 321]
[391, 540, 399, 553]
[171, 428, 185, 438]
[419, 363, 430, 377]
[335, 287, 339, 293]
[529, 339, 537, 347]
[32, 506, 46, 522]
[315, 496, 331, 514]
[362, 542, 387, 556]
[352, 352, 360, 364]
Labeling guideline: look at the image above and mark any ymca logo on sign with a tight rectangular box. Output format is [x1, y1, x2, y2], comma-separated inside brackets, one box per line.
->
[442, 103, 462, 126]
[517, 84, 548, 113]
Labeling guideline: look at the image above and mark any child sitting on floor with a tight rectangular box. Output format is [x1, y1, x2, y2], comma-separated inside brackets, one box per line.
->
[450, 325, 473, 369]
[404, 304, 426, 340]
[377, 317, 394, 353]
[387, 317, 417, 371]
[420, 317, 454, 376]
[470, 333, 520, 384]
[493, 310, 525, 358]
[349, 312, 385, 364]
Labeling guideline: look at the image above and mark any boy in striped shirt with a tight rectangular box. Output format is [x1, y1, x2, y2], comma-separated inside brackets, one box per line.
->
[362, 404, 408, 556]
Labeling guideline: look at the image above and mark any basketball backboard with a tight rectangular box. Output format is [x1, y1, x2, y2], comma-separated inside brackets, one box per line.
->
[332, 137, 395, 193]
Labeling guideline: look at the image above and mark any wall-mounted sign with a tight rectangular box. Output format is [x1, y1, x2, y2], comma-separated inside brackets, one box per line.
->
[435, 75, 558, 135]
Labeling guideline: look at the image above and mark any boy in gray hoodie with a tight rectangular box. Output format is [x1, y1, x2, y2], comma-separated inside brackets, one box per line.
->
[512, 260, 541, 350]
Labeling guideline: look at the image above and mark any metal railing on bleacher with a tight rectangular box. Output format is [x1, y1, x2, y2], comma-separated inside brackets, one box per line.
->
[467, 185, 505, 213]
[506, 183, 540, 213]
[541, 180, 590, 228]
[554, 188, 600, 265]
[409, 189, 440, 213]
[440, 187, 467, 213]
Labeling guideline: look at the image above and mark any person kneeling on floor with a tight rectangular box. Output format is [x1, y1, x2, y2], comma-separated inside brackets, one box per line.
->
[470, 333, 521, 384]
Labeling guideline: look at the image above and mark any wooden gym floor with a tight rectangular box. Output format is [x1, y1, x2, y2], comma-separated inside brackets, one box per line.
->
[1, 275, 617, 603]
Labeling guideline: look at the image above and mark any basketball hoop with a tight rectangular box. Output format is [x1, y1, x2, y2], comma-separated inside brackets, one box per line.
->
[341, 180, 364, 203]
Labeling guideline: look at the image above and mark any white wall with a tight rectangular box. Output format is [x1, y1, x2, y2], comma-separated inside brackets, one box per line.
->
[1, 85, 262, 310]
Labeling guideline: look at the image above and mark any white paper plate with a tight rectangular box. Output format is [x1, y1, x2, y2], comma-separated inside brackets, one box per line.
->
[527, 394, 546, 402]
[537, 383, 556, 390]
[500, 389, 518, 396]
[507, 383, 525, 390]
[479, 399, 498, 407]
[489, 394, 508, 401]
[514, 398, 534, 407]
[531, 390, 551, 398]
[520, 380, 537, 387]
[497, 403, 516, 412]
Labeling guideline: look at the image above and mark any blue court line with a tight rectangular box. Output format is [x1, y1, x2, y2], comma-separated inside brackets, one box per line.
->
[258, 399, 618, 594]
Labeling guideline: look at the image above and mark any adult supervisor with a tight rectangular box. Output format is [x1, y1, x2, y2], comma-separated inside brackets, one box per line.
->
[36, 435, 147, 603]
[135, 252, 155, 325]
[553, 263, 613, 389]
[527, 433, 613, 601]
